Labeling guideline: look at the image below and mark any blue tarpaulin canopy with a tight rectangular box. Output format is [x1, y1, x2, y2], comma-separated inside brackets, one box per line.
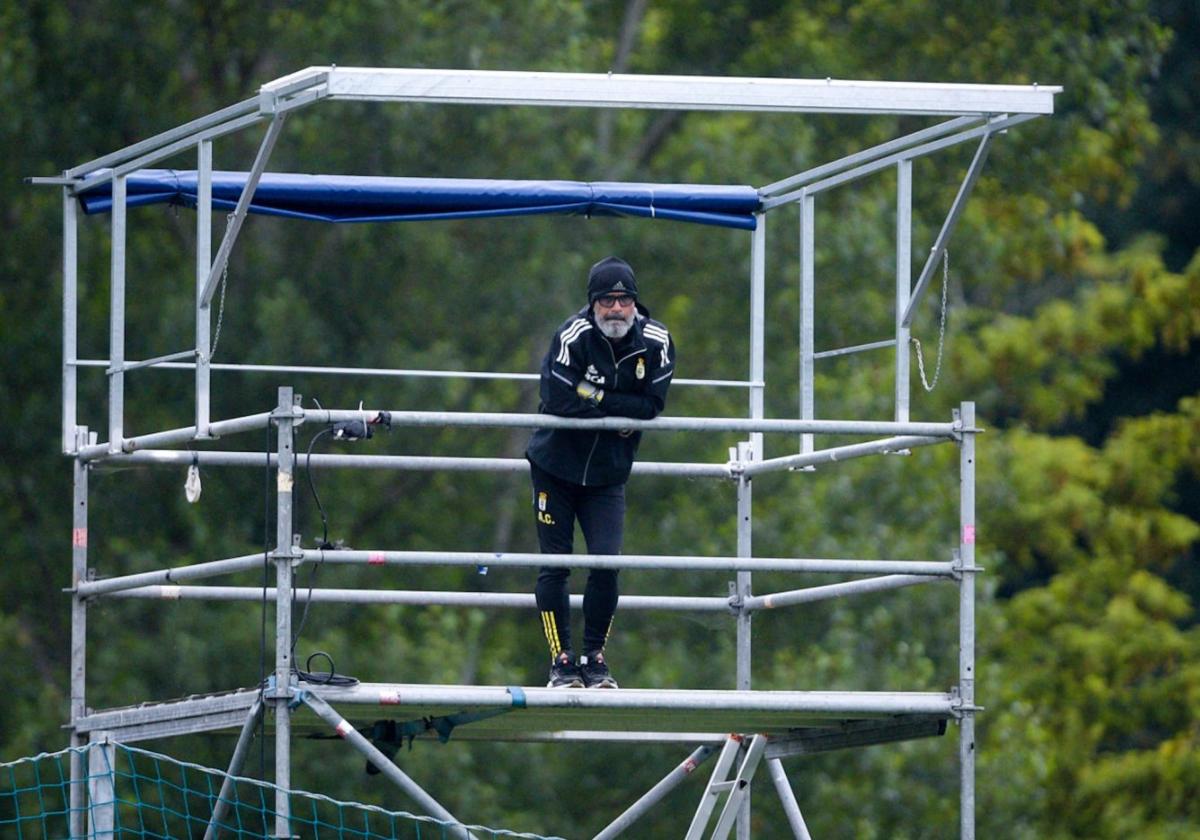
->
[77, 169, 762, 230]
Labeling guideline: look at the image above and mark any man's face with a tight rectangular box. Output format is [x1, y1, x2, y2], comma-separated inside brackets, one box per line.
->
[593, 293, 636, 340]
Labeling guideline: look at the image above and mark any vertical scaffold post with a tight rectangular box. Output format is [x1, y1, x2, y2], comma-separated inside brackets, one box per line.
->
[69, 431, 89, 840]
[62, 187, 78, 454]
[735, 440, 753, 839]
[107, 175, 126, 454]
[272, 387, 297, 838]
[958, 401, 977, 839]
[895, 160, 912, 422]
[750, 211, 765, 459]
[742, 207, 766, 840]
[195, 140, 213, 437]
[798, 191, 815, 455]
[87, 733, 115, 839]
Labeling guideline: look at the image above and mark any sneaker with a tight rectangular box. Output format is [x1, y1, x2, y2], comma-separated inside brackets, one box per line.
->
[547, 652, 584, 688]
[579, 651, 619, 689]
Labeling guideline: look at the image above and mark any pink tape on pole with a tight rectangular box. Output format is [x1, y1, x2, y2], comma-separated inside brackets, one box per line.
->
[368, 552, 385, 566]
[72, 528, 88, 547]
[335, 720, 353, 738]
[380, 691, 401, 705]
[963, 525, 976, 544]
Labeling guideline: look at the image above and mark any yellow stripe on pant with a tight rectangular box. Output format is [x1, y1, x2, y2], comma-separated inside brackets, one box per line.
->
[541, 610, 563, 657]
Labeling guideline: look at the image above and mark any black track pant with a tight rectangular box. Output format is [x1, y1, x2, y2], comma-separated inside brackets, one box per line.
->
[530, 462, 624, 658]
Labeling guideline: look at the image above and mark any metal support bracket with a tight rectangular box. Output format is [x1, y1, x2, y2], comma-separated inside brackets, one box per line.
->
[200, 114, 289, 306]
[950, 549, 983, 582]
[726, 580, 743, 614]
[948, 686, 985, 717]
[258, 70, 330, 115]
[261, 674, 296, 702]
[270, 396, 306, 422]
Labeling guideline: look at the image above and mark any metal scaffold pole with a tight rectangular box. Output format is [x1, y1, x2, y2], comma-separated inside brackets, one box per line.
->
[735, 441, 754, 840]
[69, 429, 89, 840]
[272, 387, 297, 838]
[959, 401, 978, 839]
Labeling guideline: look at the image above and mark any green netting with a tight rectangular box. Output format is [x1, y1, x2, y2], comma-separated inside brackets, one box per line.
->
[2, 744, 564, 839]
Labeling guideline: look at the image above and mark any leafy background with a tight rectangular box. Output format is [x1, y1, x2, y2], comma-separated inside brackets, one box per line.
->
[2, 1, 1197, 837]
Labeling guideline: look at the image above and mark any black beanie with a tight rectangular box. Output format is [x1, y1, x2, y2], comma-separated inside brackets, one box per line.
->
[587, 256, 639, 302]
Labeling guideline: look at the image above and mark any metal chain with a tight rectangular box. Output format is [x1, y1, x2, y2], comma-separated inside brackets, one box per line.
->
[911, 249, 949, 392]
[207, 215, 231, 359]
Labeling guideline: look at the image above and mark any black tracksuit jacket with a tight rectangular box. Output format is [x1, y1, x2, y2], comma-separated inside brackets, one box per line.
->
[526, 305, 676, 486]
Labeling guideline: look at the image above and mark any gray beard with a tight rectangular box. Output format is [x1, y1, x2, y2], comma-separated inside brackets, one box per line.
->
[598, 315, 633, 340]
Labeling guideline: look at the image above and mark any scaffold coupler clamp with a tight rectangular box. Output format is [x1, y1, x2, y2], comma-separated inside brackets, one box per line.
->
[268, 537, 305, 568]
[725, 441, 755, 480]
[262, 674, 298, 703]
[726, 580, 744, 614]
[271, 393, 306, 425]
[949, 686, 984, 717]
[950, 407, 984, 442]
[950, 548, 981, 581]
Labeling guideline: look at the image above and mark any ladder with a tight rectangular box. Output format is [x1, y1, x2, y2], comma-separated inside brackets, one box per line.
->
[685, 734, 768, 839]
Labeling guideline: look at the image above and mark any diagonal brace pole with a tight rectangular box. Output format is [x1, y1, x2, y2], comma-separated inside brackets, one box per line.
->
[759, 115, 979, 197]
[203, 698, 263, 840]
[593, 745, 717, 840]
[900, 133, 994, 328]
[766, 759, 812, 840]
[302, 693, 476, 840]
[200, 114, 288, 306]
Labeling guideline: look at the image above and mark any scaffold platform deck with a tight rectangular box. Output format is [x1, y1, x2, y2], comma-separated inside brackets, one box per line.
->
[75, 683, 955, 747]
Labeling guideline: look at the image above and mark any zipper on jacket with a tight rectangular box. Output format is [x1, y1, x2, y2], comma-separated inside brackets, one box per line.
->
[581, 432, 600, 486]
[606, 333, 646, 373]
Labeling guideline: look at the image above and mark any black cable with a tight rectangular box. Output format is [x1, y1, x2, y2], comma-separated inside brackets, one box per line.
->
[304, 427, 334, 549]
[289, 427, 334, 661]
[295, 650, 358, 687]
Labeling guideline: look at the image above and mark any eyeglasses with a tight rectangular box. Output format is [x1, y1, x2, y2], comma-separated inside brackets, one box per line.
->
[595, 294, 635, 308]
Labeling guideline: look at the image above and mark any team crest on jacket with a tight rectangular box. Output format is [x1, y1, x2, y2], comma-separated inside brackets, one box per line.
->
[538, 492, 548, 511]
[635, 357, 645, 380]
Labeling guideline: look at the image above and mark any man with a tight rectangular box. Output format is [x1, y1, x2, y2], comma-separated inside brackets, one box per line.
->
[526, 256, 676, 689]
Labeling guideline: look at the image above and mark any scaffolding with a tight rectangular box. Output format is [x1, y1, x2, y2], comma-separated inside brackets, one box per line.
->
[33, 67, 1059, 838]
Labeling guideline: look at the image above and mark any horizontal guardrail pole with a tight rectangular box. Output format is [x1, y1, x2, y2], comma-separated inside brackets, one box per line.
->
[812, 338, 896, 360]
[108, 348, 196, 375]
[70, 358, 756, 389]
[75, 553, 267, 598]
[73, 405, 958, 464]
[742, 435, 947, 476]
[102, 450, 732, 478]
[744, 574, 937, 611]
[310, 409, 958, 438]
[108, 586, 733, 612]
[74, 550, 948, 601]
[302, 549, 954, 576]
[316, 682, 957, 716]
[76, 411, 275, 461]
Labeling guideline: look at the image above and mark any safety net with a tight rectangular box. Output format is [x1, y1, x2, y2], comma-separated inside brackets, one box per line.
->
[76, 170, 762, 230]
[1, 744, 563, 839]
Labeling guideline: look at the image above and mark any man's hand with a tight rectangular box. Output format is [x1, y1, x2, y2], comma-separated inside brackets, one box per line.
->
[576, 380, 605, 404]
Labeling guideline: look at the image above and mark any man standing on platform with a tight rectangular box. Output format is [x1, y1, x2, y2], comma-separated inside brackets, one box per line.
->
[526, 256, 676, 688]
